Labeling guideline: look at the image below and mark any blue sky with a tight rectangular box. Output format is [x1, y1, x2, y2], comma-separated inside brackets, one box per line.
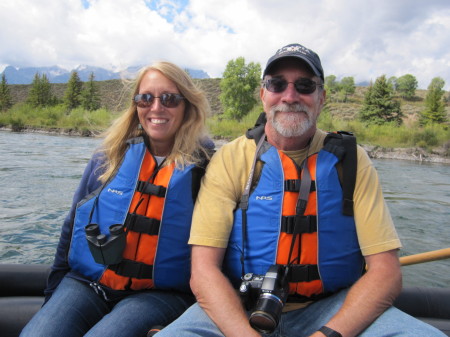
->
[1, 0, 450, 89]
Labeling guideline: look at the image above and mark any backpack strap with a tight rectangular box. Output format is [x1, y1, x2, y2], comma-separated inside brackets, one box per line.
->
[246, 112, 267, 143]
[323, 131, 357, 216]
[191, 147, 214, 202]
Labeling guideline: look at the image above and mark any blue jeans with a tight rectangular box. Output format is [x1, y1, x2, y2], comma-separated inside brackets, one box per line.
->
[20, 276, 194, 337]
[155, 288, 446, 336]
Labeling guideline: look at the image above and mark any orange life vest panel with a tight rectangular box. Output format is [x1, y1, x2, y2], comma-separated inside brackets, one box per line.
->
[276, 151, 322, 297]
[99, 152, 174, 290]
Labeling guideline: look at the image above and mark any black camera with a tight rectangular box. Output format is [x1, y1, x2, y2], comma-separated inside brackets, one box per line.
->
[85, 224, 126, 265]
[239, 265, 289, 334]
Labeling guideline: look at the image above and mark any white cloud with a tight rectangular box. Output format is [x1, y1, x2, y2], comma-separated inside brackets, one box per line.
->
[1, 0, 450, 89]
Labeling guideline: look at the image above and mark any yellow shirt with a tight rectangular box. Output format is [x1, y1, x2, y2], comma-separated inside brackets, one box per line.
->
[189, 129, 401, 257]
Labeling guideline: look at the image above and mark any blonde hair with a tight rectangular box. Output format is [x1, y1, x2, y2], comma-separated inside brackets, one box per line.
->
[98, 61, 211, 183]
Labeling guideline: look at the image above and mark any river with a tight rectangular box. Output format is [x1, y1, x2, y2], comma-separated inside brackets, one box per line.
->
[0, 131, 449, 287]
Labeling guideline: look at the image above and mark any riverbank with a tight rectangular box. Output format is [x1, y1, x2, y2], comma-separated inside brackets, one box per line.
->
[2, 127, 450, 164]
[213, 137, 450, 164]
[362, 144, 450, 164]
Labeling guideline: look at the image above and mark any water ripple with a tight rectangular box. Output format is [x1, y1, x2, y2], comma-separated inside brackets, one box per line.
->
[1, 131, 449, 287]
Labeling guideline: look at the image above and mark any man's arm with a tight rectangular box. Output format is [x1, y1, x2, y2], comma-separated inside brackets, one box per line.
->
[190, 245, 261, 337]
[312, 249, 402, 337]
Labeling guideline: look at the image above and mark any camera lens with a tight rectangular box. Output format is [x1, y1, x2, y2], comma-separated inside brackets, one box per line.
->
[249, 293, 283, 334]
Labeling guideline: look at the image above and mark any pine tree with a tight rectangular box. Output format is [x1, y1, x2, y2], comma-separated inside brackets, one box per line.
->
[40, 74, 53, 106]
[81, 72, 101, 111]
[359, 75, 403, 125]
[219, 57, 261, 121]
[64, 71, 83, 110]
[419, 77, 447, 125]
[0, 73, 13, 111]
[27, 73, 54, 107]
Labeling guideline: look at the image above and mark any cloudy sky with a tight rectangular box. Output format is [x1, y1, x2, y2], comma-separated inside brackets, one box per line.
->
[1, 0, 450, 89]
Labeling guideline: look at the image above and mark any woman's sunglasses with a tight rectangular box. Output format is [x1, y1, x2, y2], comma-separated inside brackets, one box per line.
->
[263, 77, 323, 95]
[134, 93, 185, 108]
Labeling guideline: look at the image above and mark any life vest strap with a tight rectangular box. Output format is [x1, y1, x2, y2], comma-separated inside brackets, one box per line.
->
[284, 179, 316, 193]
[125, 213, 160, 235]
[288, 264, 320, 282]
[281, 215, 317, 234]
[109, 259, 153, 279]
[136, 180, 167, 197]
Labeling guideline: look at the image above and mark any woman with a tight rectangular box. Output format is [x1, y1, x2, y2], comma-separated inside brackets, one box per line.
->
[21, 61, 214, 337]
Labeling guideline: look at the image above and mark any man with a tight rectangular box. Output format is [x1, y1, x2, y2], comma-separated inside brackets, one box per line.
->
[156, 43, 445, 337]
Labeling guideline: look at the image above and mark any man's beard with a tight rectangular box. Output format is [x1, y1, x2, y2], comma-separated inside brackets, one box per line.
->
[268, 103, 316, 137]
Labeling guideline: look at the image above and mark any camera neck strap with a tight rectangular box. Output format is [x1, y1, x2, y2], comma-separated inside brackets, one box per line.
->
[239, 134, 266, 277]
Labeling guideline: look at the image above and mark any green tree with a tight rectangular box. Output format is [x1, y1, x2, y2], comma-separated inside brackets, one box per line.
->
[339, 76, 355, 102]
[445, 91, 450, 104]
[388, 76, 398, 91]
[64, 71, 83, 110]
[396, 74, 418, 100]
[81, 72, 101, 111]
[219, 57, 261, 120]
[325, 75, 339, 93]
[359, 75, 403, 125]
[0, 73, 13, 111]
[419, 77, 447, 125]
[27, 73, 54, 107]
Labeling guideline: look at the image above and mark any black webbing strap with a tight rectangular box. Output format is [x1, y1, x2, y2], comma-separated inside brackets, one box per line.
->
[245, 112, 267, 143]
[136, 180, 167, 197]
[288, 264, 320, 283]
[340, 134, 357, 216]
[281, 215, 317, 234]
[239, 134, 267, 277]
[284, 179, 316, 193]
[323, 132, 357, 216]
[125, 213, 160, 235]
[286, 153, 313, 268]
[109, 259, 153, 279]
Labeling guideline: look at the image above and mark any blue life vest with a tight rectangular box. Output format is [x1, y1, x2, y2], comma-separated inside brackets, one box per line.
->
[68, 138, 200, 292]
[223, 138, 364, 299]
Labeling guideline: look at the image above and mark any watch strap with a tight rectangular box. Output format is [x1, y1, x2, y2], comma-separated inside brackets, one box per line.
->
[318, 326, 343, 337]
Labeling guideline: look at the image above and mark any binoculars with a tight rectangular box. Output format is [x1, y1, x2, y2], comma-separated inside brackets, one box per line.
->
[85, 224, 126, 265]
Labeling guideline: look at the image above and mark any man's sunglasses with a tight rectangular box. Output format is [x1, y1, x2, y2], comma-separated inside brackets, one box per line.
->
[134, 93, 185, 108]
[263, 77, 323, 95]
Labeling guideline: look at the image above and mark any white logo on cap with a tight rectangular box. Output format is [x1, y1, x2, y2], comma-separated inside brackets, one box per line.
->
[277, 45, 310, 56]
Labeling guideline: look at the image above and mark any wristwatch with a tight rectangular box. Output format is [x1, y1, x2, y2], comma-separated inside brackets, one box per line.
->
[318, 326, 343, 337]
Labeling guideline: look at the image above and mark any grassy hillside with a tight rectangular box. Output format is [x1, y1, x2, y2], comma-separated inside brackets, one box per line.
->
[4, 79, 450, 157]
[325, 86, 436, 125]
[8, 78, 446, 122]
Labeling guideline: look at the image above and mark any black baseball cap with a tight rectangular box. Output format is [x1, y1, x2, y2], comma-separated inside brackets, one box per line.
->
[263, 43, 324, 80]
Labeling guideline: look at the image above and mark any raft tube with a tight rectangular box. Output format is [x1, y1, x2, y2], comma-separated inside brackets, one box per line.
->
[0, 264, 449, 337]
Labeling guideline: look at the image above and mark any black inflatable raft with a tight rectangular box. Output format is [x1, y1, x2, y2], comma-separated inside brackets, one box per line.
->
[0, 264, 449, 337]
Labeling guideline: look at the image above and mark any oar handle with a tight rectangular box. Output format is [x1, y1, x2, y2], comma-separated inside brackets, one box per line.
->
[400, 247, 450, 266]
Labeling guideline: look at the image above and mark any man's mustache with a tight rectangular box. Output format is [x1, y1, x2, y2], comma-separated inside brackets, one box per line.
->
[271, 103, 310, 114]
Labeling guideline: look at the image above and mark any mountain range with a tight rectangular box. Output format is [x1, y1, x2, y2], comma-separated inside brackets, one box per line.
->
[1, 65, 210, 84]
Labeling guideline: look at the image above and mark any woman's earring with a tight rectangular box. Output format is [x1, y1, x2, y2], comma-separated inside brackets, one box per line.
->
[138, 123, 143, 130]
